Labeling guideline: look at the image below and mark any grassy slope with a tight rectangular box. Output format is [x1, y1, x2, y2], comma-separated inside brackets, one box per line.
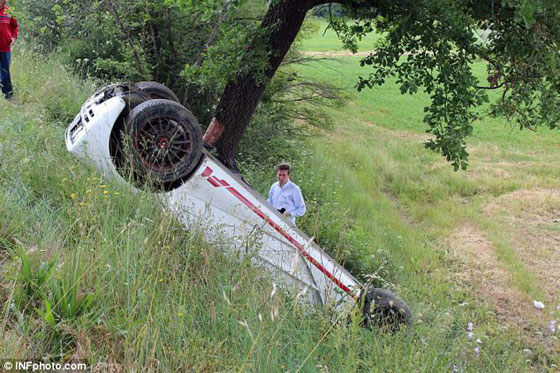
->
[0, 22, 558, 371]
[292, 18, 560, 370]
[0, 49, 399, 372]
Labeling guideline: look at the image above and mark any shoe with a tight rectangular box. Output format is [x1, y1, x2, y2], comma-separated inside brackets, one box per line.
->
[5, 94, 13, 101]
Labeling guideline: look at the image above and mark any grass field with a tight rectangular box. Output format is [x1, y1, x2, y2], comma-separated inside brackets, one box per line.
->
[0, 19, 558, 372]
[293, 19, 560, 370]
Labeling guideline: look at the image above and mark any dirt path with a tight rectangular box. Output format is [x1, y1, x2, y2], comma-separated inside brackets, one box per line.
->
[353, 121, 560, 329]
[449, 224, 541, 326]
[485, 189, 560, 301]
[446, 189, 560, 342]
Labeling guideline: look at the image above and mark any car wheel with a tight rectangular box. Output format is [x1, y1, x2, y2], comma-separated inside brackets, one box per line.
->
[124, 99, 203, 188]
[135, 81, 180, 102]
[362, 287, 412, 329]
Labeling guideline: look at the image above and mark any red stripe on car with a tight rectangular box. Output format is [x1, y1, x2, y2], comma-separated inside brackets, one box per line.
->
[202, 168, 356, 298]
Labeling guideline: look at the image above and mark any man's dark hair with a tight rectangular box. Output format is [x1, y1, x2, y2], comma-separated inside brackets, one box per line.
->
[276, 162, 291, 173]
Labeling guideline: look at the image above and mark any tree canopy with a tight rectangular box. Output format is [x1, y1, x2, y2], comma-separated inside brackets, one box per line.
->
[17, 0, 332, 167]
[16, 0, 560, 170]
[206, 0, 560, 170]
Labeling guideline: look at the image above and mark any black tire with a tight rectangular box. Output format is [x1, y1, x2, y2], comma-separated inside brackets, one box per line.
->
[124, 99, 203, 187]
[362, 287, 412, 329]
[135, 81, 180, 102]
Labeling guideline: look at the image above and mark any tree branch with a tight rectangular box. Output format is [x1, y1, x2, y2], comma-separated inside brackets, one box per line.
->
[476, 82, 505, 90]
[182, 1, 231, 105]
[107, 3, 144, 74]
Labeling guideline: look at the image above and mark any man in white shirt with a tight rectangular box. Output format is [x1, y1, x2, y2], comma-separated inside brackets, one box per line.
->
[267, 162, 306, 225]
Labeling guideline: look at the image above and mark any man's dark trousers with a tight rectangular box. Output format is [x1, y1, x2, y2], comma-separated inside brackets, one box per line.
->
[0, 51, 12, 98]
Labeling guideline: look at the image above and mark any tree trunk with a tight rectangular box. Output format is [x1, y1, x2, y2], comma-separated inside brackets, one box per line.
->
[204, 0, 317, 169]
[204, 0, 381, 169]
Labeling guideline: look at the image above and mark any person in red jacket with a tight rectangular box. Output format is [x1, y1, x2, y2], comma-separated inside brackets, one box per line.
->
[0, 0, 17, 100]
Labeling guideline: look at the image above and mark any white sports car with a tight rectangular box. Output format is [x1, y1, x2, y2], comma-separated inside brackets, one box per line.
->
[65, 82, 411, 327]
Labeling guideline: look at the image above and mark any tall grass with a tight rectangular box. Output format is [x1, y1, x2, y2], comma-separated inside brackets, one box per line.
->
[290, 26, 560, 368]
[0, 43, 558, 372]
[0, 47, 419, 372]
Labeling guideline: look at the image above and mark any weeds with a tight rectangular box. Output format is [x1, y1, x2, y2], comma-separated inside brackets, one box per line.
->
[9, 250, 96, 356]
[0, 41, 558, 371]
[15, 252, 55, 311]
[39, 264, 95, 325]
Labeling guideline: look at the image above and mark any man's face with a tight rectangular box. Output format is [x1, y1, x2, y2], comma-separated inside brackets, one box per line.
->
[0, 1, 6, 8]
[276, 169, 290, 186]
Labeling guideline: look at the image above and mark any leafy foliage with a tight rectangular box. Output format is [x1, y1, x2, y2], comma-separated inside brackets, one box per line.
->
[15, 0, 335, 169]
[10, 249, 96, 354]
[327, 0, 560, 170]
[15, 253, 56, 310]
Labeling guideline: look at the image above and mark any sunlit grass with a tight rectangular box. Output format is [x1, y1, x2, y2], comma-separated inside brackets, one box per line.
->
[0, 34, 558, 372]
[289, 46, 559, 369]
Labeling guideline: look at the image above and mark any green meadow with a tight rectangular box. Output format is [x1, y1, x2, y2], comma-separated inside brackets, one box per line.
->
[0, 18, 558, 371]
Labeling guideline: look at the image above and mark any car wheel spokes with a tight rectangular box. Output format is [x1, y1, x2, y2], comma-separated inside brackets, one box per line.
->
[135, 117, 192, 171]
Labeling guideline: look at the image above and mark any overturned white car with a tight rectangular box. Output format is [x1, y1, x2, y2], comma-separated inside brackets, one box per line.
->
[65, 82, 412, 327]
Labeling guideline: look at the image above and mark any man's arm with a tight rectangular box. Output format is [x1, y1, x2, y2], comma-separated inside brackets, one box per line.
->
[289, 186, 306, 218]
[267, 184, 275, 205]
[9, 14, 17, 47]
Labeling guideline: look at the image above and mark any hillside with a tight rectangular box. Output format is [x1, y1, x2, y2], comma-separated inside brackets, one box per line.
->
[0, 36, 559, 372]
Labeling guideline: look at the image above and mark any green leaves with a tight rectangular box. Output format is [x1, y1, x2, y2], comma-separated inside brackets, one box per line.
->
[36, 298, 57, 327]
[332, 0, 560, 169]
[504, 0, 545, 27]
[15, 250, 96, 349]
[348, 1, 482, 170]
[16, 253, 56, 308]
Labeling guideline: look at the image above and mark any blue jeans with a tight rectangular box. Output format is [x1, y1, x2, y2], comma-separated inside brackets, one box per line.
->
[0, 51, 13, 98]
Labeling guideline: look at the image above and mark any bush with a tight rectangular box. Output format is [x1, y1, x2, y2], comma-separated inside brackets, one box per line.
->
[16, 0, 339, 171]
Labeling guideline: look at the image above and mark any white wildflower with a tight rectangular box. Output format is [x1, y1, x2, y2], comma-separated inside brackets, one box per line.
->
[549, 320, 557, 333]
[533, 300, 545, 309]
[467, 322, 474, 331]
